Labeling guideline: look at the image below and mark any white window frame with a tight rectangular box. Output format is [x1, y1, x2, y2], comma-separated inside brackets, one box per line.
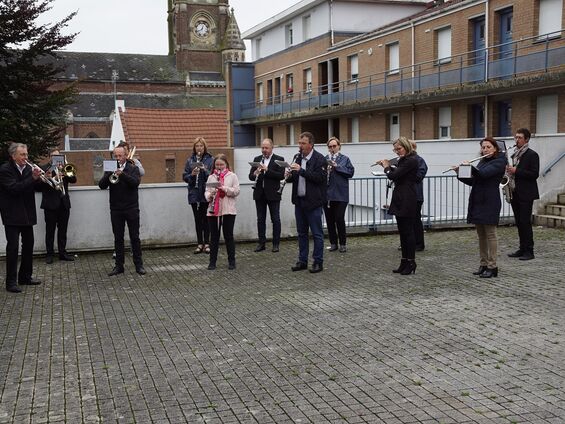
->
[389, 113, 400, 141]
[388, 42, 400, 75]
[536, 95, 558, 134]
[285, 24, 293, 47]
[351, 117, 360, 143]
[304, 68, 312, 93]
[255, 38, 262, 60]
[438, 106, 452, 139]
[302, 15, 311, 41]
[349, 54, 359, 82]
[257, 82, 264, 103]
[538, 0, 563, 39]
[436, 27, 452, 64]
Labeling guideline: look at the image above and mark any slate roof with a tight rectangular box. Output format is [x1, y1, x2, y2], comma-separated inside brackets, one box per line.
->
[120, 108, 228, 149]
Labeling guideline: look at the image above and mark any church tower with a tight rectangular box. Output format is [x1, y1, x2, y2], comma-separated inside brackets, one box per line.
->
[168, 0, 243, 76]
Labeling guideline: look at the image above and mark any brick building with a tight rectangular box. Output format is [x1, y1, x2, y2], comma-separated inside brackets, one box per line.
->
[228, 0, 565, 146]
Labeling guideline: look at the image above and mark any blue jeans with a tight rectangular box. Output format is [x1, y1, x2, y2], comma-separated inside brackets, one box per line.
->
[295, 199, 324, 265]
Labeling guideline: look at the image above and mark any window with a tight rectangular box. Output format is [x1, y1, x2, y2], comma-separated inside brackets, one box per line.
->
[286, 73, 294, 95]
[387, 42, 399, 74]
[438, 106, 451, 139]
[436, 27, 452, 64]
[268, 127, 274, 140]
[287, 124, 295, 145]
[536, 95, 558, 134]
[303, 15, 311, 41]
[350, 117, 360, 143]
[257, 82, 264, 103]
[348, 54, 359, 82]
[255, 38, 262, 59]
[267, 79, 273, 104]
[304, 68, 312, 92]
[538, 0, 563, 38]
[389, 113, 400, 141]
[274, 77, 281, 100]
[165, 159, 176, 183]
[285, 24, 293, 47]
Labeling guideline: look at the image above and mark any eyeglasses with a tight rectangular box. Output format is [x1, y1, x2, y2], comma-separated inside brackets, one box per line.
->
[514, 135, 525, 140]
[392, 147, 403, 152]
[328, 144, 338, 148]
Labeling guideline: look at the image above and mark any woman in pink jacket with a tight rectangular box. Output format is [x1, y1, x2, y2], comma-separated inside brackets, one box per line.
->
[205, 154, 240, 270]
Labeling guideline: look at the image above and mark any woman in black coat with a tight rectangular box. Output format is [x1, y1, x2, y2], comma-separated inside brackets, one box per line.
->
[376, 137, 419, 275]
[456, 137, 506, 278]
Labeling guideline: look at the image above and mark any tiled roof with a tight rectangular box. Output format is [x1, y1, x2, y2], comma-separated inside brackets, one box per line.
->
[121, 108, 228, 149]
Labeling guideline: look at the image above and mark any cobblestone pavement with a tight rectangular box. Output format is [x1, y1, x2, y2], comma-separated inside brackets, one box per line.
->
[1, 227, 564, 424]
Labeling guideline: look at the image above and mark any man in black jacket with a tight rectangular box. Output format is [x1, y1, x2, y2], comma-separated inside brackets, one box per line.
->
[42, 150, 77, 264]
[506, 128, 540, 261]
[0, 143, 44, 293]
[249, 138, 285, 253]
[286, 132, 327, 273]
[99, 145, 145, 276]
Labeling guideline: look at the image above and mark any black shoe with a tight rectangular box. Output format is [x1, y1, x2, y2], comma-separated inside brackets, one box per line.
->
[339, 245, 347, 253]
[327, 244, 338, 252]
[135, 266, 146, 275]
[45, 254, 53, 264]
[19, 278, 41, 285]
[207, 263, 216, 270]
[508, 250, 524, 258]
[112, 251, 116, 259]
[400, 260, 417, 275]
[228, 263, 236, 270]
[415, 246, 425, 252]
[480, 267, 498, 278]
[473, 266, 487, 275]
[108, 266, 124, 276]
[272, 245, 280, 253]
[254, 243, 266, 252]
[309, 263, 323, 273]
[519, 252, 535, 261]
[291, 262, 307, 271]
[393, 259, 407, 273]
[59, 253, 75, 261]
[6, 285, 22, 293]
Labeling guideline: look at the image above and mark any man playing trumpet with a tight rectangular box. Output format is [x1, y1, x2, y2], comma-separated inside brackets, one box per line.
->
[99, 145, 145, 276]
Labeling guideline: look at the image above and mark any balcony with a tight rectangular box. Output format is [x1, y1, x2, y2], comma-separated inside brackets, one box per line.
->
[240, 32, 565, 122]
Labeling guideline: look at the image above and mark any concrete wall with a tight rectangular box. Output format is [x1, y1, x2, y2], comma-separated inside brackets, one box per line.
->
[1, 136, 564, 255]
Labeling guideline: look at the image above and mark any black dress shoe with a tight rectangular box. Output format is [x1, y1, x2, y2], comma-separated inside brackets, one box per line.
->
[327, 244, 338, 252]
[108, 266, 124, 276]
[6, 285, 22, 293]
[508, 250, 524, 258]
[45, 254, 53, 264]
[136, 266, 146, 275]
[19, 278, 41, 285]
[339, 245, 347, 253]
[291, 262, 307, 271]
[519, 252, 535, 261]
[480, 267, 498, 278]
[473, 266, 487, 275]
[207, 263, 216, 270]
[228, 263, 236, 270]
[272, 245, 280, 253]
[309, 263, 323, 273]
[59, 253, 75, 261]
[254, 243, 266, 252]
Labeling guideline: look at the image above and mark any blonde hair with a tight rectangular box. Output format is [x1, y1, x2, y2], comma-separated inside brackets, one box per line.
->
[192, 137, 208, 155]
[393, 137, 414, 155]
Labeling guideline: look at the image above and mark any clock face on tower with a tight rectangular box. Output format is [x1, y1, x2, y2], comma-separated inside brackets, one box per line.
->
[194, 20, 210, 38]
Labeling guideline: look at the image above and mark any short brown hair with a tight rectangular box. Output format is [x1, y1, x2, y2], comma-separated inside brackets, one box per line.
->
[299, 132, 315, 145]
[481, 136, 500, 153]
[327, 137, 341, 146]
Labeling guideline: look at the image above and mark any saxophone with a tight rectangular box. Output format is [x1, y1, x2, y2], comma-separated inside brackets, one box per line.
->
[500, 145, 516, 204]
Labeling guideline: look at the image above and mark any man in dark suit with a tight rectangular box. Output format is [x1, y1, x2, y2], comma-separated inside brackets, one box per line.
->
[41, 149, 77, 264]
[249, 138, 285, 253]
[0, 143, 44, 293]
[506, 128, 539, 261]
[286, 132, 327, 273]
[99, 145, 145, 276]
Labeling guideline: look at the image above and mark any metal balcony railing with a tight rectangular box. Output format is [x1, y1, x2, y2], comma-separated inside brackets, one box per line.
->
[332, 175, 514, 230]
[241, 31, 565, 120]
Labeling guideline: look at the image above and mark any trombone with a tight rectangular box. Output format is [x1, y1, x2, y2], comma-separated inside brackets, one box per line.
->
[442, 153, 491, 174]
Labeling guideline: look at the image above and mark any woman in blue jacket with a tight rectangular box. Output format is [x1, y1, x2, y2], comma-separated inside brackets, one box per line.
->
[324, 137, 355, 253]
[183, 137, 214, 254]
[456, 137, 506, 278]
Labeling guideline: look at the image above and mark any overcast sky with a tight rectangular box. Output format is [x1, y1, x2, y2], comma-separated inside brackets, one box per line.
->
[39, 0, 298, 55]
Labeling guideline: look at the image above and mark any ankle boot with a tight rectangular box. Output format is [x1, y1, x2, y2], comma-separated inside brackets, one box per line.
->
[480, 267, 498, 278]
[473, 266, 487, 275]
[393, 259, 408, 273]
[400, 260, 417, 275]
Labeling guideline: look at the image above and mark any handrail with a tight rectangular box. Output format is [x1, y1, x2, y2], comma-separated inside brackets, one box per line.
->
[542, 151, 565, 177]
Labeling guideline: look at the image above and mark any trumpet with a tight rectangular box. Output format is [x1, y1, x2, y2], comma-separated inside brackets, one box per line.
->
[109, 161, 125, 184]
[63, 163, 77, 178]
[25, 161, 59, 190]
[277, 151, 301, 195]
[442, 153, 492, 174]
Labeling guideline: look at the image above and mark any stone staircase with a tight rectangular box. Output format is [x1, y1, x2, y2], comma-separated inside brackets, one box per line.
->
[534, 193, 565, 228]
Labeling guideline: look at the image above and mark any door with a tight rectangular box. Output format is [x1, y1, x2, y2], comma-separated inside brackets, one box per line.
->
[498, 101, 512, 137]
[389, 113, 400, 141]
[498, 8, 513, 77]
[471, 104, 485, 138]
[472, 17, 486, 64]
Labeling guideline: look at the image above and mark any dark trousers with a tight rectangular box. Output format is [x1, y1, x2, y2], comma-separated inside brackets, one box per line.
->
[413, 200, 425, 249]
[191, 202, 209, 245]
[396, 216, 416, 260]
[111, 208, 143, 268]
[44, 205, 70, 256]
[323, 201, 348, 246]
[510, 197, 534, 253]
[295, 199, 324, 265]
[208, 215, 236, 266]
[255, 198, 281, 245]
[4, 225, 34, 286]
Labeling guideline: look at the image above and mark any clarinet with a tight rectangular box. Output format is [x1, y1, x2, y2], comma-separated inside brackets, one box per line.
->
[277, 151, 301, 195]
[194, 155, 202, 189]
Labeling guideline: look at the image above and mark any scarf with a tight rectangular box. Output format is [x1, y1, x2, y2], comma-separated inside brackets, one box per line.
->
[212, 169, 229, 216]
[511, 143, 529, 167]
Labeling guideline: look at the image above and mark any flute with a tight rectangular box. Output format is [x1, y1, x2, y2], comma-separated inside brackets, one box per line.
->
[442, 153, 491, 174]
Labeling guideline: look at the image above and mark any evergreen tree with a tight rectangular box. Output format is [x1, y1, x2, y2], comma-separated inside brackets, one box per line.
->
[0, 0, 77, 163]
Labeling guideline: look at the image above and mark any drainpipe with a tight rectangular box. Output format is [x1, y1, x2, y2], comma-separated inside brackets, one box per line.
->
[330, 0, 334, 46]
[411, 20, 416, 139]
[484, 0, 489, 134]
